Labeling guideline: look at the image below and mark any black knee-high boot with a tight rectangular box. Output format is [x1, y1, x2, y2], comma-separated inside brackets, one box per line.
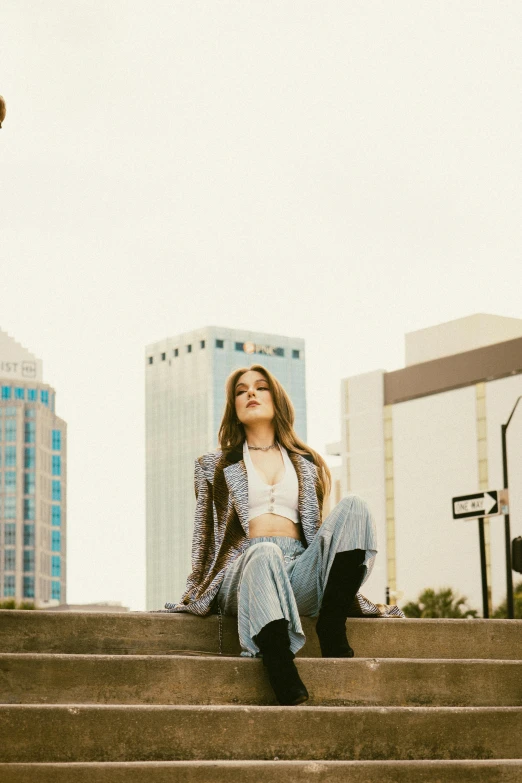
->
[316, 549, 366, 658]
[254, 618, 309, 706]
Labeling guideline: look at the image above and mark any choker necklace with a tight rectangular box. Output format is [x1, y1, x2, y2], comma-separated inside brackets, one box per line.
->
[247, 442, 278, 451]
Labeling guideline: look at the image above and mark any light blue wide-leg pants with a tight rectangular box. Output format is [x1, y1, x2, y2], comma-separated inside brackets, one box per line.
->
[217, 494, 378, 657]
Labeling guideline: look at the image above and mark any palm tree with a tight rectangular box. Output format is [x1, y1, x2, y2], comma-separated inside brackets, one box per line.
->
[402, 587, 478, 618]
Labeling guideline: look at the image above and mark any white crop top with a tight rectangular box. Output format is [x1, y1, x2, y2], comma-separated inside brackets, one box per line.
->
[243, 441, 300, 525]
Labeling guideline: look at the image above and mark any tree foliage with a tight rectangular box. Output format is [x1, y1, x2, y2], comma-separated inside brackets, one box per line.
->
[492, 580, 522, 619]
[402, 587, 478, 618]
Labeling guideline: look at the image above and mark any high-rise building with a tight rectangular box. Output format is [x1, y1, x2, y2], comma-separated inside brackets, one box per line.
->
[327, 314, 522, 615]
[0, 328, 67, 607]
[145, 326, 307, 610]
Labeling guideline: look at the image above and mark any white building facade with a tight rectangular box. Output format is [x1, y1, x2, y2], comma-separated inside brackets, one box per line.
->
[0, 328, 67, 607]
[145, 326, 307, 611]
[329, 314, 522, 615]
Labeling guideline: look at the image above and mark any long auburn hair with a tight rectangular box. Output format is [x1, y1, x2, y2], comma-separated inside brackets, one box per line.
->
[218, 364, 331, 500]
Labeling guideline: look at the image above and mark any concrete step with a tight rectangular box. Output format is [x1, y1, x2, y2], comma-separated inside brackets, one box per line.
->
[1, 705, 521, 763]
[1, 653, 521, 707]
[1, 760, 522, 783]
[1, 611, 521, 659]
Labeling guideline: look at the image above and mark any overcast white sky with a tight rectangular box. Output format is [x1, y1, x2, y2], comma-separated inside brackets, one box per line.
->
[1, 2, 521, 609]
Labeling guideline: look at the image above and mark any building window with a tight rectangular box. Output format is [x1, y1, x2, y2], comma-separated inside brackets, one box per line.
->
[292, 349, 300, 359]
[5, 523, 16, 546]
[25, 448, 36, 468]
[24, 524, 35, 547]
[52, 430, 61, 450]
[5, 445, 16, 467]
[273, 347, 285, 357]
[52, 456, 61, 476]
[25, 408, 36, 418]
[52, 481, 61, 501]
[52, 530, 61, 552]
[186, 344, 192, 353]
[24, 498, 35, 521]
[235, 342, 244, 352]
[27, 389, 37, 401]
[14, 387, 25, 400]
[5, 471, 16, 492]
[25, 422, 36, 444]
[23, 550, 35, 573]
[173, 348, 179, 358]
[40, 390, 49, 406]
[52, 555, 61, 577]
[5, 420, 16, 441]
[200, 340, 205, 349]
[1, 386, 12, 400]
[23, 576, 34, 598]
[5, 496, 16, 519]
[161, 352, 166, 361]
[4, 575, 15, 597]
[4, 549, 15, 571]
[216, 339, 224, 349]
[24, 472, 35, 494]
[148, 356, 153, 365]
[51, 581, 61, 601]
[52, 505, 61, 526]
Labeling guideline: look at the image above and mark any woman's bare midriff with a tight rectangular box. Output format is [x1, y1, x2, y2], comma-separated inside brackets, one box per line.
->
[248, 513, 303, 541]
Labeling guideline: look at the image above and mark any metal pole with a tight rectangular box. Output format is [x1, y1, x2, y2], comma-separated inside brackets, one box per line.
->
[501, 395, 521, 621]
[478, 519, 489, 618]
[501, 423, 514, 619]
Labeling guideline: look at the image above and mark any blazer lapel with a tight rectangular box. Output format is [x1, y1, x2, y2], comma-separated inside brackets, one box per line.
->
[223, 459, 250, 536]
[288, 452, 321, 544]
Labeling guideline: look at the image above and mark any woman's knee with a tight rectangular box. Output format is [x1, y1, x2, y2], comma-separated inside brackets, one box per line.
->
[335, 494, 369, 515]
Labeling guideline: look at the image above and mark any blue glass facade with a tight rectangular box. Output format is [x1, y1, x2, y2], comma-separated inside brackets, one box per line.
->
[23, 576, 34, 598]
[4, 575, 15, 596]
[0, 364, 64, 604]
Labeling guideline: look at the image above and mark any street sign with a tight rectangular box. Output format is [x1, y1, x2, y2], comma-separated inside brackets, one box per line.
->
[452, 489, 509, 520]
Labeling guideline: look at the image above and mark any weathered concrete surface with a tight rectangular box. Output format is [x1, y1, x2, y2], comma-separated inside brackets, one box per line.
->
[1, 653, 521, 707]
[1, 705, 521, 763]
[1, 611, 521, 659]
[1, 760, 522, 783]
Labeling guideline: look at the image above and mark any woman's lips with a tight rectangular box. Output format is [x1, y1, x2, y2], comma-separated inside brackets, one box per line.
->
[247, 401, 260, 408]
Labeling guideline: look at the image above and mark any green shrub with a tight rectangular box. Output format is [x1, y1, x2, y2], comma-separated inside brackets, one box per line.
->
[402, 587, 478, 618]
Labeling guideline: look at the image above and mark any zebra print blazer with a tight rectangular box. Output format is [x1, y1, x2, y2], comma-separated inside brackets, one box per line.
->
[164, 445, 322, 616]
[164, 443, 404, 619]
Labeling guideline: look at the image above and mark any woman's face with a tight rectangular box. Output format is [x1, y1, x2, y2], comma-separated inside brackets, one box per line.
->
[234, 370, 275, 427]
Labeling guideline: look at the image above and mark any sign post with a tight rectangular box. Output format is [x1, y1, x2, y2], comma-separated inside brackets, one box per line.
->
[452, 489, 509, 619]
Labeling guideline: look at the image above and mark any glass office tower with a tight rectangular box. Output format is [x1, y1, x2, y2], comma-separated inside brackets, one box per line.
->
[145, 326, 307, 610]
[0, 328, 67, 606]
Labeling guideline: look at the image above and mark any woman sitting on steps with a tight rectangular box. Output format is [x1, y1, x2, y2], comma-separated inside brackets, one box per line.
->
[165, 364, 403, 705]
